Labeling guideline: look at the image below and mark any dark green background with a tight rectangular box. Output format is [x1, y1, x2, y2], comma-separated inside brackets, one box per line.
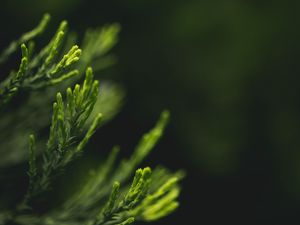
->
[1, 0, 300, 224]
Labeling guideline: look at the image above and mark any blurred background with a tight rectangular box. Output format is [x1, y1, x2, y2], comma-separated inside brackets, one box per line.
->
[1, 0, 300, 224]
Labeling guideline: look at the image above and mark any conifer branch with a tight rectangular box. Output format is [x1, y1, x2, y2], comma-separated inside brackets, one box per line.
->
[0, 15, 121, 167]
[0, 15, 81, 108]
[0, 13, 182, 225]
[22, 67, 102, 207]
[90, 167, 182, 225]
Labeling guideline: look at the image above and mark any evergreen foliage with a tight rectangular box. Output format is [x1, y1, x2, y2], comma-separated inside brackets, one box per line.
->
[0, 14, 183, 225]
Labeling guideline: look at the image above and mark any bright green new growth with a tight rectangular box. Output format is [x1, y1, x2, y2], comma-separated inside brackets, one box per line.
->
[0, 14, 183, 225]
[0, 14, 121, 167]
[22, 68, 101, 206]
[0, 15, 81, 107]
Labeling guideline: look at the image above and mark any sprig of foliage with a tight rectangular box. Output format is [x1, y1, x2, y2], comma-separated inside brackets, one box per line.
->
[92, 167, 180, 225]
[21, 109, 182, 225]
[0, 13, 183, 225]
[0, 15, 82, 108]
[22, 68, 101, 206]
[55, 111, 173, 218]
[0, 14, 121, 167]
[80, 24, 120, 72]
